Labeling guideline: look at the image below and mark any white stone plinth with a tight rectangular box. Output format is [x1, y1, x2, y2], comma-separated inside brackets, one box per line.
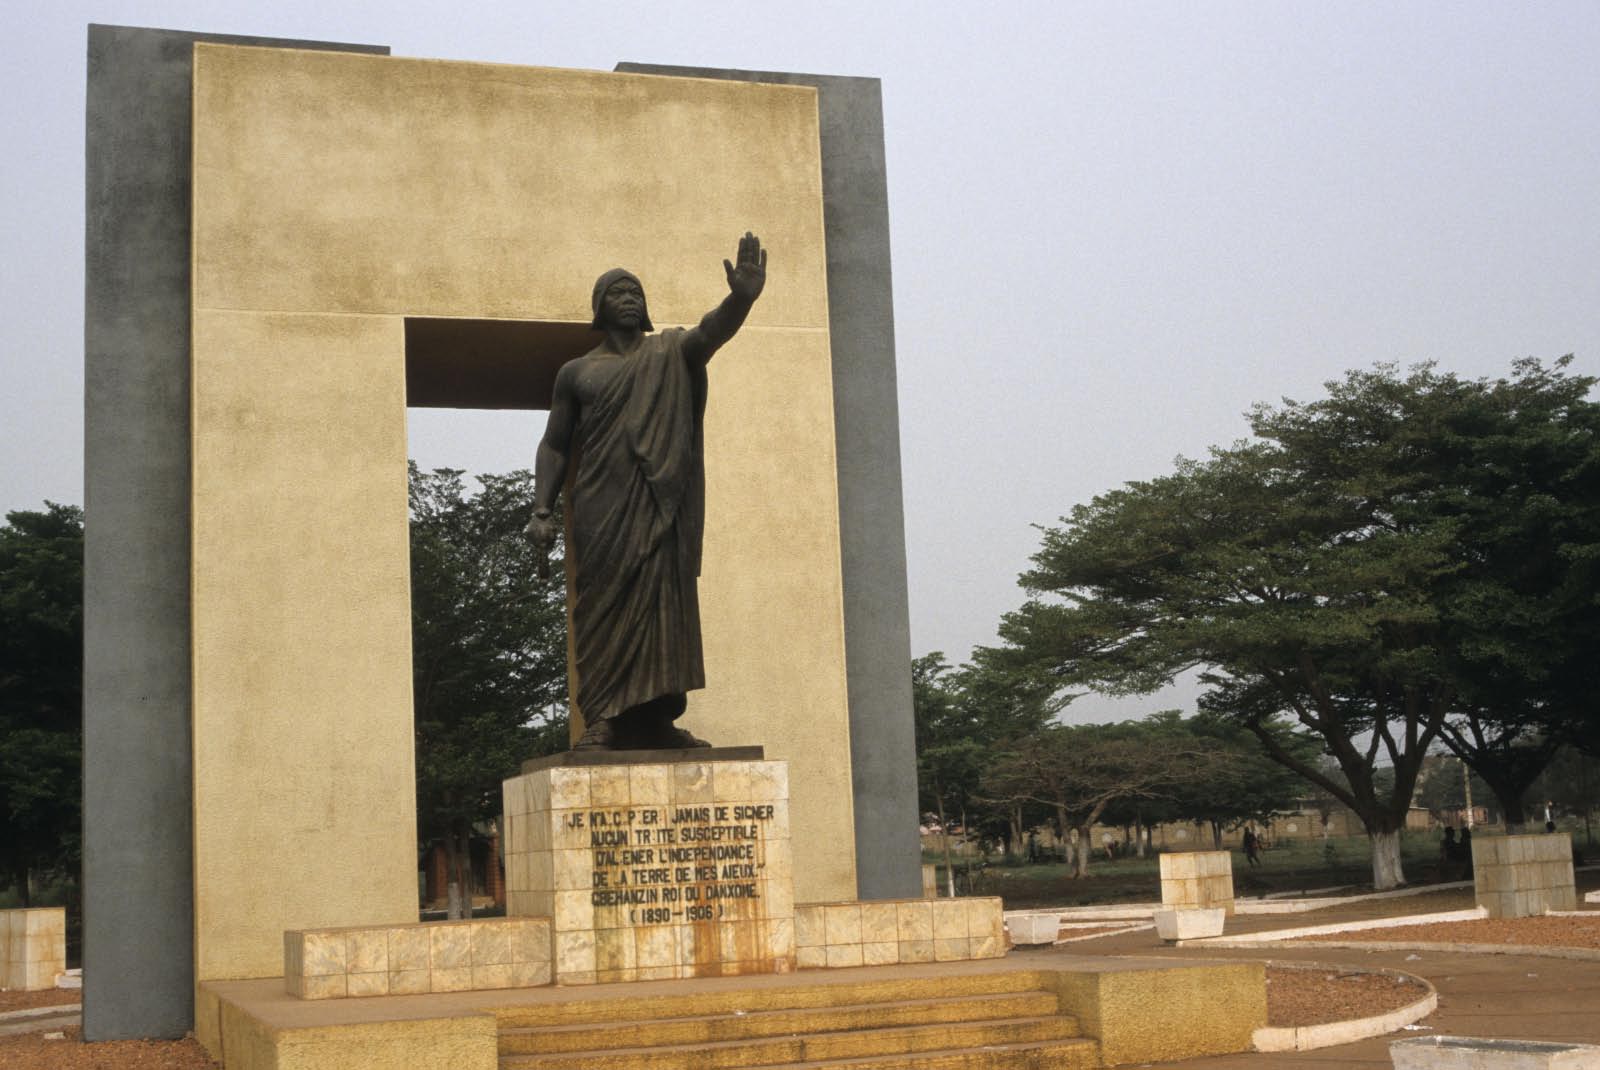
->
[1391, 1036, 1600, 1069]
[1154, 907, 1225, 941]
[1004, 910, 1062, 946]
[503, 755, 794, 985]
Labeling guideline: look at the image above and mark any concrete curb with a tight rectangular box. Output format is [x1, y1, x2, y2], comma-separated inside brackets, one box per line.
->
[1253, 963, 1437, 1053]
[1053, 923, 1152, 944]
[0, 1003, 82, 1023]
[1183, 907, 1487, 947]
[1237, 881, 1473, 915]
[0, 1008, 81, 1039]
[1279, 940, 1600, 962]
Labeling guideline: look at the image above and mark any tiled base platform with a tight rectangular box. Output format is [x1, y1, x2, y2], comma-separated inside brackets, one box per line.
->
[202, 954, 1267, 1070]
[283, 918, 551, 999]
[795, 896, 1005, 968]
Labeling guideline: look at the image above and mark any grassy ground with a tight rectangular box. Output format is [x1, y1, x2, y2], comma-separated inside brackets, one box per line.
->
[932, 835, 1462, 910]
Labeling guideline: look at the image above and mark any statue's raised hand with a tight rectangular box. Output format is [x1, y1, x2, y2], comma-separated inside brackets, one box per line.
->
[723, 232, 767, 303]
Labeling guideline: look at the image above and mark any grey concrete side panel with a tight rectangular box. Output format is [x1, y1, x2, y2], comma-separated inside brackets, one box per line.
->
[83, 24, 386, 1041]
[618, 63, 921, 899]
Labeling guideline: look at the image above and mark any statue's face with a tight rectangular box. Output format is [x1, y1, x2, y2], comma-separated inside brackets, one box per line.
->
[600, 278, 646, 330]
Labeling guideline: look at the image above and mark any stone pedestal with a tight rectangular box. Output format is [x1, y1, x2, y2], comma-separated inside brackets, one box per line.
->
[2, 908, 66, 991]
[1154, 907, 1225, 942]
[1392, 1036, 1600, 1069]
[503, 749, 794, 984]
[1473, 833, 1576, 918]
[1159, 850, 1235, 915]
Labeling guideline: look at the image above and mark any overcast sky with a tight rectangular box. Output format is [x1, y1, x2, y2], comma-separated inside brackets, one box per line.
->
[3, 3, 1597, 718]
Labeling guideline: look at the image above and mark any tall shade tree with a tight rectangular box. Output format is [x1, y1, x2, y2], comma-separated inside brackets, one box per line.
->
[993, 359, 1597, 890]
[409, 467, 568, 917]
[0, 504, 83, 904]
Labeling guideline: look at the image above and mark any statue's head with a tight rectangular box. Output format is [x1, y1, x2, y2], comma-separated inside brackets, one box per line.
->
[590, 268, 654, 332]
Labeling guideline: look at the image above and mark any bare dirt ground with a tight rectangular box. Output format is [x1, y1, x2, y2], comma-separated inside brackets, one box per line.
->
[1265, 965, 1428, 1027]
[1297, 913, 1600, 949]
[0, 1026, 215, 1070]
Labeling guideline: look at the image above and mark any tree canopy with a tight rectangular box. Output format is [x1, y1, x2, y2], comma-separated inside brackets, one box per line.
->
[409, 466, 568, 913]
[0, 503, 83, 902]
[990, 358, 1598, 888]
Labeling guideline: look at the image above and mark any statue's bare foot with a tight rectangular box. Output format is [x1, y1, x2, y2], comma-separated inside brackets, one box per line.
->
[573, 719, 616, 750]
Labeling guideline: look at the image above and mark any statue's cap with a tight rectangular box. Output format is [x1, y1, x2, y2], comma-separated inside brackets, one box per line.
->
[590, 268, 653, 332]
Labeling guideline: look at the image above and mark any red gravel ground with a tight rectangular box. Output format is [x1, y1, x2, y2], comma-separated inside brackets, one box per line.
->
[0, 1026, 216, 1070]
[1266, 965, 1430, 1027]
[1297, 914, 1600, 949]
[0, 988, 81, 1013]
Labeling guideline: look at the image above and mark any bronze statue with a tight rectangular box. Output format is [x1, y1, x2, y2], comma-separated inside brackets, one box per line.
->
[527, 234, 767, 749]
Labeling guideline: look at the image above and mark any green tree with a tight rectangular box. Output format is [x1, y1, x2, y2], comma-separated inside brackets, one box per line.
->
[1148, 711, 1318, 850]
[985, 719, 1217, 878]
[1420, 360, 1599, 823]
[409, 467, 568, 917]
[913, 653, 991, 894]
[993, 360, 1595, 889]
[0, 504, 83, 904]
[913, 652, 1050, 890]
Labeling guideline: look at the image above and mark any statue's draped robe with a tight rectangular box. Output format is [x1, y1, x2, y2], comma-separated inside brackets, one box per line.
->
[568, 328, 707, 724]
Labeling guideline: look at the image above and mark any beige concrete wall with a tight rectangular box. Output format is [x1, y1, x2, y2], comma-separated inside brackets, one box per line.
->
[190, 44, 853, 981]
[190, 309, 417, 982]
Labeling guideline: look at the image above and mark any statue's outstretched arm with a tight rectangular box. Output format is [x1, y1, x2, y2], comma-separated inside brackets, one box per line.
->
[684, 232, 766, 364]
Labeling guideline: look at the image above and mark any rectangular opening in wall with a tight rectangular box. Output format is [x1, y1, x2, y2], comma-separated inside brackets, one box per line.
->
[404, 318, 597, 410]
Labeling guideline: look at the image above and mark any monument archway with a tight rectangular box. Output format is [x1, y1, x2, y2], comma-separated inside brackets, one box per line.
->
[86, 27, 918, 1038]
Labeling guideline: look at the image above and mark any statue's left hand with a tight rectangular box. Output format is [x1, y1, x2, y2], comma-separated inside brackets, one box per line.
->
[724, 232, 767, 303]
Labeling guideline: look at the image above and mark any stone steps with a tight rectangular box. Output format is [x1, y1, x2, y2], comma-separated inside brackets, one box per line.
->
[494, 969, 1098, 1070]
[493, 969, 1051, 1028]
[759, 1041, 1100, 1070]
[500, 991, 1064, 1053]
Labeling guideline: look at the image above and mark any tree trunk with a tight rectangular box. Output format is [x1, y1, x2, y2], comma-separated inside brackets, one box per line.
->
[1072, 825, 1092, 879]
[1054, 804, 1069, 862]
[1490, 783, 1528, 833]
[1008, 807, 1024, 862]
[1369, 828, 1406, 890]
[934, 788, 955, 897]
[458, 831, 475, 920]
[1210, 820, 1223, 850]
[444, 834, 463, 920]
